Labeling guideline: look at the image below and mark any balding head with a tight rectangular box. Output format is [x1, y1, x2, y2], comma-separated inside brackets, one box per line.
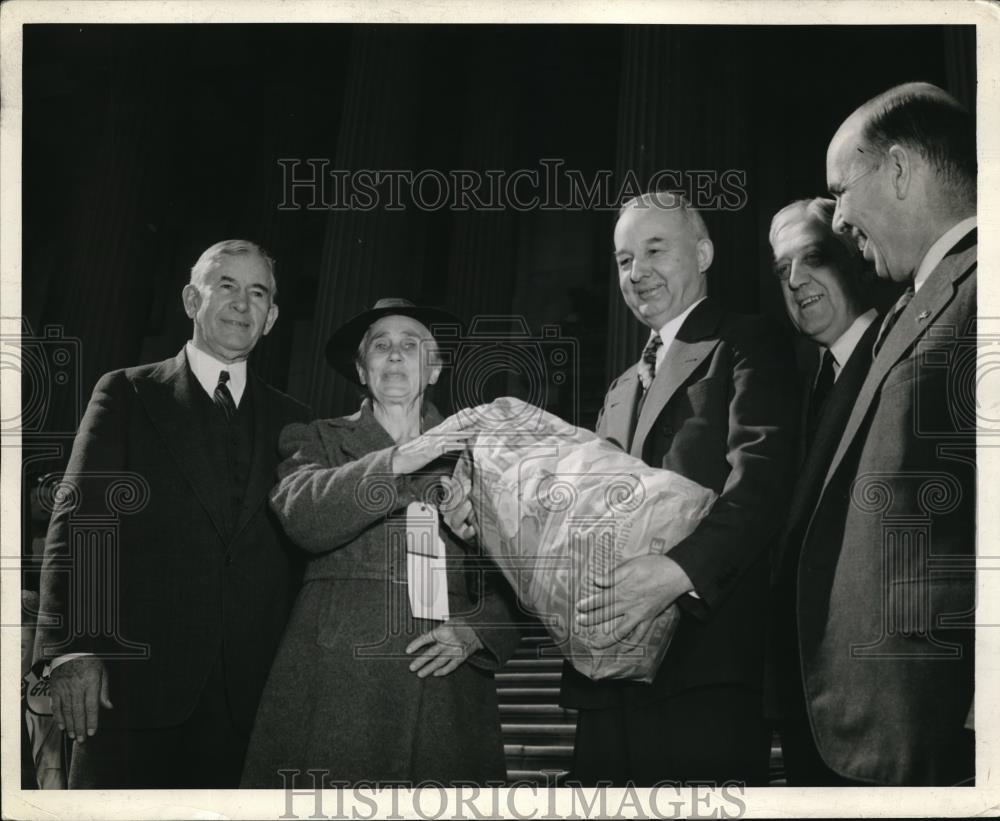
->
[853, 82, 974, 205]
[826, 83, 975, 282]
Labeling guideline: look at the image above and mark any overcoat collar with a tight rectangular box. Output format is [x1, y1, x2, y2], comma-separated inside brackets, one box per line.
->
[629, 298, 723, 458]
[820, 230, 977, 494]
[325, 398, 445, 462]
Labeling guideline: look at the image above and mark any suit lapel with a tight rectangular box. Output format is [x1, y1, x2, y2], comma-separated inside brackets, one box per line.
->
[135, 349, 228, 545]
[630, 299, 721, 459]
[598, 367, 640, 451]
[820, 236, 977, 494]
[776, 318, 880, 574]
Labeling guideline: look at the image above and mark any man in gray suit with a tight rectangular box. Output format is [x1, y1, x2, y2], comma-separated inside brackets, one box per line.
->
[795, 82, 976, 785]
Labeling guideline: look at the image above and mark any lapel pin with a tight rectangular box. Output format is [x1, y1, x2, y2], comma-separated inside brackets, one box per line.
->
[917, 310, 931, 321]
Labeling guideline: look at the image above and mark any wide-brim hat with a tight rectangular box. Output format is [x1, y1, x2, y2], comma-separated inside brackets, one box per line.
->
[325, 297, 463, 385]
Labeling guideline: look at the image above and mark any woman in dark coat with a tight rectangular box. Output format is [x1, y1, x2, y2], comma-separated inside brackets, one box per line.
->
[241, 299, 520, 788]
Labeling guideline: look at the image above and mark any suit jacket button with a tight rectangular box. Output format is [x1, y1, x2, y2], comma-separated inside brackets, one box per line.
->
[225, 555, 234, 566]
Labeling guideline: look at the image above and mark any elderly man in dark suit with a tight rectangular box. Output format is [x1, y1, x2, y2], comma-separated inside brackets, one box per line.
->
[764, 197, 879, 785]
[561, 191, 799, 786]
[34, 239, 311, 788]
[794, 82, 976, 785]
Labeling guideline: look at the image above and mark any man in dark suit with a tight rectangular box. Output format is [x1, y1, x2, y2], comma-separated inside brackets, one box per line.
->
[764, 197, 880, 785]
[34, 239, 311, 788]
[793, 82, 976, 785]
[561, 191, 799, 786]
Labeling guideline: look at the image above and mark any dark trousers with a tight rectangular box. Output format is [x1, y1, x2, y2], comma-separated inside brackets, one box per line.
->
[567, 684, 771, 787]
[68, 654, 248, 788]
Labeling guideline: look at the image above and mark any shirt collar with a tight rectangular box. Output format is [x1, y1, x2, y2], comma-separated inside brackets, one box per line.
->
[826, 308, 877, 379]
[185, 341, 248, 405]
[655, 296, 708, 360]
[913, 216, 976, 293]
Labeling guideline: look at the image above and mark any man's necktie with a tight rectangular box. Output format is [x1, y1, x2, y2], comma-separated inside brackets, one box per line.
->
[873, 286, 915, 359]
[214, 370, 237, 421]
[637, 332, 663, 392]
[805, 348, 836, 450]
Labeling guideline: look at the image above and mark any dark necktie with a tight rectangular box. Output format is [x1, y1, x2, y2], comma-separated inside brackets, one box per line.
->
[214, 370, 237, 422]
[805, 348, 836, 450]
[873, 286, 915, 359]
[637, 332, 664, 392]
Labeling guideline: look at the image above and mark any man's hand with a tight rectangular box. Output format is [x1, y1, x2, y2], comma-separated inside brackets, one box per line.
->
[575, 555, 694, 650]
[49, 657, 112, 742]
[405, 621, 483, 678]
[440, 473, 477, 541]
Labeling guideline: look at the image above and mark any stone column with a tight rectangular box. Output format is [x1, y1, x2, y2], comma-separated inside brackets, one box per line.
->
[292, 27, 431, 417]
[606, 26, 757, 379]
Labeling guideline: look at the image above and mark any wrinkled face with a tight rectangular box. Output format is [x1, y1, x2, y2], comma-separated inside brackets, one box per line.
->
[614, 203, 711, 331]
[771, 211, 862, 347]
[183, 253, 278, 363]
[357, 315, 440, 403]
[826, 121, 908, 282]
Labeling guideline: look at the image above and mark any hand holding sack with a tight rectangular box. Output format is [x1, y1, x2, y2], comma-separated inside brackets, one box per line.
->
[452, 397, 716, 682]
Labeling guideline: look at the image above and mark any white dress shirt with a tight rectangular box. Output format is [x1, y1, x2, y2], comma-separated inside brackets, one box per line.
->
[653, 296, 708, 373]
[823, 308, 878, 382]
[185, 341, 248, 405]
[913, 216, 976, 294]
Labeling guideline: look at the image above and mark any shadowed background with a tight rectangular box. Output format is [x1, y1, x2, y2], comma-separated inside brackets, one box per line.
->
[20, 21, 974, 491]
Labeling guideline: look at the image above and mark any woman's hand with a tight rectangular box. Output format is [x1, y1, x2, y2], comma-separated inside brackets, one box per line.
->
[405, 621, 483, 678]
[440, 472, 477, 541]
[392, 410, 479, 475]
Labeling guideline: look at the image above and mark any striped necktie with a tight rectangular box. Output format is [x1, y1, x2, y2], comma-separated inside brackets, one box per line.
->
[637, 332, 663, 391]
[214, 370, 237, 422]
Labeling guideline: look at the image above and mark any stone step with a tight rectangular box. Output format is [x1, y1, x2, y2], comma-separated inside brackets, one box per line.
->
[496, 686, 562, 703]
[505, 769, 571, 785]
[499, 703, 577, 720]
[504, 743, 576, 759]
[502, 723, 577, 746]
[500, 658, 566, 671]
[495, 671, 562, 686]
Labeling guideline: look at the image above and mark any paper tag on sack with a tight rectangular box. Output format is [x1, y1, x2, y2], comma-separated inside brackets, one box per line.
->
[405, 502, 450, 622]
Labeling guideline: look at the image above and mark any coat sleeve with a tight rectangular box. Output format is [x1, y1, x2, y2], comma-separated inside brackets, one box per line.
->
[269, 421, 419, 553]
[452, 567, 522, 672]
[666, 319, 799, 615]
[34, 370, 130, 663]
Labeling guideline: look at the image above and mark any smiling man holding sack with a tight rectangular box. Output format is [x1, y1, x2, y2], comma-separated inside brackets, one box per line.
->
[561, 191, 799, 787]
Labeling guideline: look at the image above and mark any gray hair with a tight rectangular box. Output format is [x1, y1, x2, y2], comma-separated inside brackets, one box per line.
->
[617, 190, 710, 242]
[353, 318, 442, 377]
[769, 196, 873, 290]
[189, 239, 277, 297]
